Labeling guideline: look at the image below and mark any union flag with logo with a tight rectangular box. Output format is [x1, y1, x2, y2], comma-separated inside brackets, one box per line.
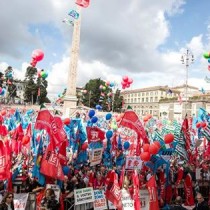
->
[86, 127, 105, 144]
[40, 143, 64, 181]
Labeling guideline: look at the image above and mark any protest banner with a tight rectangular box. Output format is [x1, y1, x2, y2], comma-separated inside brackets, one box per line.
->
[93, 190, 107, 210]
[46, 184, 61, 201]
[74, 187, 94, 205]
[121, 188, 134, 210]
[90, 148, 103, 166]
[14, 193, 29, 210]
[139, 189, 150, 210]
[125, 156, 142, 170]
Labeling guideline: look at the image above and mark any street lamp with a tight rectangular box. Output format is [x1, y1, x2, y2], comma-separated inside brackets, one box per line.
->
[180, 49, 194, 114]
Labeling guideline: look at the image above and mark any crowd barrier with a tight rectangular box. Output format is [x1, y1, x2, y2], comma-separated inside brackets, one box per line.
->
[20, 183, 209, 210]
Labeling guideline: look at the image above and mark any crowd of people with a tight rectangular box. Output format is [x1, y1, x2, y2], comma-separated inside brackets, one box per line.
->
[0, 106, 209, 210]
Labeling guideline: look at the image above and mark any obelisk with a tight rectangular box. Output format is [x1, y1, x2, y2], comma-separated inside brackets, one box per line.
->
[63, 6, 81, 116]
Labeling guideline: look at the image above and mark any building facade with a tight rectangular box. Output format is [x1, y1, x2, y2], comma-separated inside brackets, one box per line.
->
[121, 85, 210, 120]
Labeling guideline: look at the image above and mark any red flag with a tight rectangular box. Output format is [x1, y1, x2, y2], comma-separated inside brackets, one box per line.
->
[119, 110, 149, 155]
[147, 175, 159, 210]
[0, 141, 11, 180]
[181, 118, 191, 151]
[12, 124, 24, 141]
[58, 141, 67, 166]
[86, 127, 105, 144]
[0, 124, 8, 137]
[159, 169, 166, 202]
[35, 108, 65, 149]
[40, 143, 65, 181]
[105, 170, 122, 210]
[184, 173, 194, 206]
[132, 170, 141, 210]
[75, 0, 90, 8]
[119, 166, 125, 189]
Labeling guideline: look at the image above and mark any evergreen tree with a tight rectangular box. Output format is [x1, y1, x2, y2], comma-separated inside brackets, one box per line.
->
[81, 78, 123, 112]
[24, 66, 38, 104]
[37, 74, 51, 104]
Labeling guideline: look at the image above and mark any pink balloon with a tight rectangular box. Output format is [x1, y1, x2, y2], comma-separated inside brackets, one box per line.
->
[121, 80, 127, 86]
[32, 49, 44, 62]
[128, 78, 133, 84]
[122, 75, 128, 82]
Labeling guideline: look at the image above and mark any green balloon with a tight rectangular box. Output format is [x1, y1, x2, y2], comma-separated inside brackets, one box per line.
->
[203, 52, 210, 59]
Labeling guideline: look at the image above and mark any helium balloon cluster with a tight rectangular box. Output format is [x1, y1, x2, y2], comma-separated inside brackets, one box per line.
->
[37, 69, 48, 79]
[121, 75, 133, 89]
[88, 109, 98, 124]
[30, 49, 44, 67]
[203, 52, 210, 71]
[104, 80, 116, 88]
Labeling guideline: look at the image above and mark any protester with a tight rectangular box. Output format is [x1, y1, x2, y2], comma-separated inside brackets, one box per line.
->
[169, 196, 187, 210]
[40, 188, 60, 210]
[0, 192, 14, 210]
[192, 193, 209, 210]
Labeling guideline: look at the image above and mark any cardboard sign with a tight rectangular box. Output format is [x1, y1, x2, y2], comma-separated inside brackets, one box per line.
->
[74, 187, 94, 205]
[14, 193, 29, 210]
[46, 184, 61, 201]
[125, 156, 142, 170]
[90, 148, 103, 166]
[139, 190, 149, 210]
[93, 190, 107, 210]
[121, 189, 134, 210]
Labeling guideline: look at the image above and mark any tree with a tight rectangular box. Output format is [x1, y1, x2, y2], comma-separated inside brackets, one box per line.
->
[37, 75, 51, 104]
[112, 89, 123, 112]
[24, 66, 38, 104]
[81, 78, 123, 112]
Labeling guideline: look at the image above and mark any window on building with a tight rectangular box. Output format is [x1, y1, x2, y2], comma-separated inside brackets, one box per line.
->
[155, 97, 158, 102]
[146, 98, 148, 102]
[150, 97, 153, 102]
[142, 98, 144, 102]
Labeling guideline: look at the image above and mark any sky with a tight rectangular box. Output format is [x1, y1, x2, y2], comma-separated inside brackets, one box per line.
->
[0, 0, 210, 99]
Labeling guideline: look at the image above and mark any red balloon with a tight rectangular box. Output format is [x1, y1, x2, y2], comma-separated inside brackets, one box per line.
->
[140, 152, 150, 162]
[32, 49, 44, 62]
[208, 65, 210, 71]
[143, 143, 150, 152]
[196, 122, 201, 128]
[22, 136, 30, 145]
[122, 75, 128, 82]
[127, 78, 133, 84]
[200, 122, 207, 128]
[1, 110, 6, 116]
[81, 142, 88, 150]
[121, 80, 127, 86]
[153, 141, 161, 149]
[143, 116, 149, 122]
[149, 143, 159, 155]
[63, 118, 71, 125]
[164, 133, 174, 144]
